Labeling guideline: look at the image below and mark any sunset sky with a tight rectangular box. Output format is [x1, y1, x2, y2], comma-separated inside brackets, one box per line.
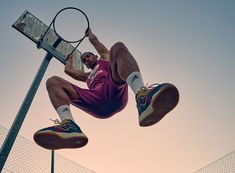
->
[1, 0, 235, 173]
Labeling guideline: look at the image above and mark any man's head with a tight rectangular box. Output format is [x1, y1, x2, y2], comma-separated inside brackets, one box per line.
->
[81, 52, 98, 69]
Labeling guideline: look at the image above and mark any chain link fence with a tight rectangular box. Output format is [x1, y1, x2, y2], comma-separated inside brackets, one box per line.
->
[195, 150, 235, 173]
[1, 124, 234, 173]
[0, 125, 95, 173]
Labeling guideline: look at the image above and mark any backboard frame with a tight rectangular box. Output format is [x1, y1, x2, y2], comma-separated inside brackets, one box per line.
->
[12, 10, 84, 71]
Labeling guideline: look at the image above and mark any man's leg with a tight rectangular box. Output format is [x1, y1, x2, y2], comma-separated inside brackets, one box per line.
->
[110, 42, 144, 93]
[46, 76, 79, 121]
[33, 76, 88, 150]
[110, 42, 179, 127]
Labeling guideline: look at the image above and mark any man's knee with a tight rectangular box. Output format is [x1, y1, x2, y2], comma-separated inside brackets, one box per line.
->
[110, 42, 128, 58]
[46, 76, 62, 89]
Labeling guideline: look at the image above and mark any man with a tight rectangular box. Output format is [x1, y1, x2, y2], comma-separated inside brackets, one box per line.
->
[33, 29, 179, 150]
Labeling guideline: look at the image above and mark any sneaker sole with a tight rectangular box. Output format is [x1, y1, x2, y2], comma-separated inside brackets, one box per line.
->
[139, 83, 179, 127]
[33, 130, 88, 150]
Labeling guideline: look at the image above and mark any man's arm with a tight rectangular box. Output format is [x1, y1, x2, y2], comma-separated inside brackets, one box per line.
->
[86, 28, 110, 61]
[64, 54, 90, 82]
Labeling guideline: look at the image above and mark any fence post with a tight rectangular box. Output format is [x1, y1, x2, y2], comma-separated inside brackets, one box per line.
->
[51, 150, 54, 173]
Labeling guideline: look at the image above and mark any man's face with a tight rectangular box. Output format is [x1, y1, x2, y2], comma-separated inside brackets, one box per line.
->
[82, 53, 98, 69]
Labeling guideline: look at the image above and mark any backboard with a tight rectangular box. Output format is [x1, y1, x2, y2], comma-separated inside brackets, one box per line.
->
[12, 10, 84, 71]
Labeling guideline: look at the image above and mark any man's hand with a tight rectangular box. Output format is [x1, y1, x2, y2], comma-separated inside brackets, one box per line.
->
[66, 54, 72, 61]
[65, 54, 73, 70]
[85, 28, 91, 37]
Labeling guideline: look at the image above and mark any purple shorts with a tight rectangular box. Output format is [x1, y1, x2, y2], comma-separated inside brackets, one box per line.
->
[70, 60, 128, 118]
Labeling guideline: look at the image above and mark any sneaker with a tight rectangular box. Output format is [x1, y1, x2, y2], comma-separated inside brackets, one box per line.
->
[136, 83, 179, 127]
[33, 119, 88, 150]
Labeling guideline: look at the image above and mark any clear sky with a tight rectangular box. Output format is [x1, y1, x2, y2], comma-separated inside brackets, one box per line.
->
[1, 0, 235, 173]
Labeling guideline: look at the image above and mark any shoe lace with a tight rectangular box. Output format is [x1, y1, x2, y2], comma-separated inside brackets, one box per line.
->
[136, 83, 160, 100]
[50, 119, 61, 125]
[49, 119, 71, 129]
[141, 83, 160, 91]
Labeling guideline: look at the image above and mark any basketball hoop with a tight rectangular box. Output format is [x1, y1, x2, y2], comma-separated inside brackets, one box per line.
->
[41, 7, 90, 54]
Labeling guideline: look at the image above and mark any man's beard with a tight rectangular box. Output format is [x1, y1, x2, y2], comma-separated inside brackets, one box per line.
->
[90, 61, 97, 69]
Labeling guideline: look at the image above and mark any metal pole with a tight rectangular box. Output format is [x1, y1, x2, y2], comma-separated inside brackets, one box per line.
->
[0, 38, 62, 171]
[51, 150, 54, 173]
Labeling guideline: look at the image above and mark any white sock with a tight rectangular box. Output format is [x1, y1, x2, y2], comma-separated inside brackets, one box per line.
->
[126, 71, 145, 94]
[56, 105, 74, 122]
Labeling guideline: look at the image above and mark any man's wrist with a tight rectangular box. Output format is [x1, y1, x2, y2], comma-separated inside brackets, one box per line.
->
[89, 33, 97, 43]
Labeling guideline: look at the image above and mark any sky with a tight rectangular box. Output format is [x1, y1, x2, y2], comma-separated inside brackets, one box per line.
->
[0, 0, 235, 173]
